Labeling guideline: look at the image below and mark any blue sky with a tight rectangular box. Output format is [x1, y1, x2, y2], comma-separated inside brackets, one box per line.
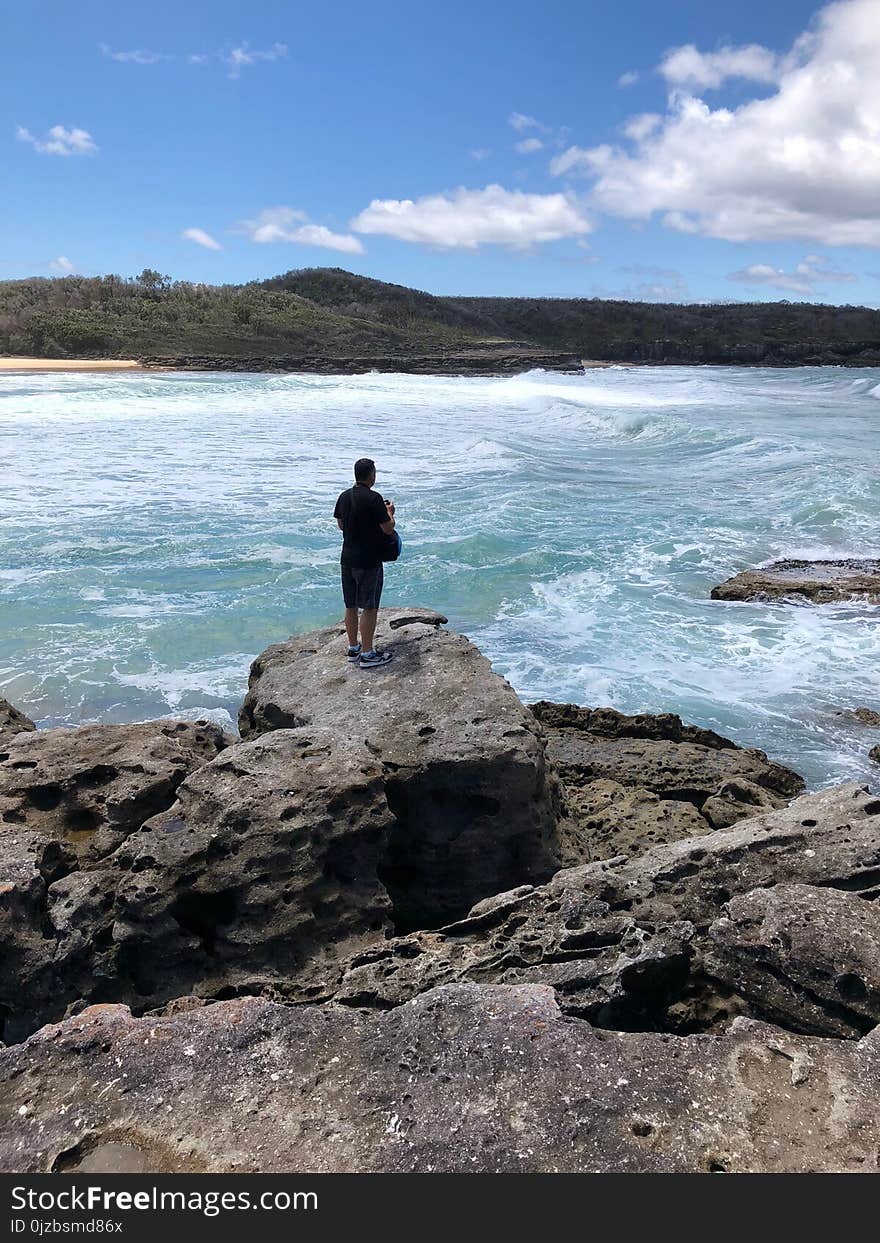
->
[3, 0, 880, 303]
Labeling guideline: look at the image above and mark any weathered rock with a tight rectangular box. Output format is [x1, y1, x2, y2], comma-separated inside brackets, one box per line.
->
[241, 609, 562, 930]
[706, 885, 880, 1038]
[837, 707, 880, 727]
[0, 697, 35, 745]
[106, 727, 396, 1010]
[0, 720, 230, 865]
[711, 558, 880, 604]
[0, 720, 231, 1041]
[325, 784, 880, 1035]
[871, 745, 880, 766]
[0, 614, 563, 1039]
[1, 985, 878, 1174]
[559, 778, 711, 864]
[530, 701, 804, 862]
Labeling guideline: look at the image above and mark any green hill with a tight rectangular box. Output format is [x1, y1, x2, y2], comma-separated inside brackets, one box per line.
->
[1, 267, 879, 365]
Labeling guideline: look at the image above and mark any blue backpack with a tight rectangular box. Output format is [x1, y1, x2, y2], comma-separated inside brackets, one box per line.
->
[382, 530, 402, 562]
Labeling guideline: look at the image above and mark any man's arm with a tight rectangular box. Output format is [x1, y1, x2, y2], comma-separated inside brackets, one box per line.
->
[337, 519, 344, 530]
[379, 496, 395, 535]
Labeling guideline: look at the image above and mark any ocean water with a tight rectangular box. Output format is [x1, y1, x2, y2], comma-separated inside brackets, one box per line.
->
[1, 365, 878, 791]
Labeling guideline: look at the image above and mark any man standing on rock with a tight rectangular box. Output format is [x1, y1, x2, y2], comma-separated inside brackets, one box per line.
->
[334, 458, 396, 668]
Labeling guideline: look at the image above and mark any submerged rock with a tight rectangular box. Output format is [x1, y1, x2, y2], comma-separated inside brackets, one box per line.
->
[711, 558, 880, 604]
[1, 985, 878, 1174]
[530, 701, 804, 862]
[0, 698, 35, 745]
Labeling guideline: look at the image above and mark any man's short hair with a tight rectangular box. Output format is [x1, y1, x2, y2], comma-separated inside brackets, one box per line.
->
[354, 458, 375, 482]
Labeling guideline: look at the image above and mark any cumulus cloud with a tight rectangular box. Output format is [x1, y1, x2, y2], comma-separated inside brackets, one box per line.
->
[182, 228, 222, 251]
[618, 70, 639, 87]
[350, 185, 592, 250]
[469, 147, 492, 160]
[99, 43, 165, 65]
[16, 125, 97, 156]
[659, 43, 781, 90]
[223, 42, 287, 78]
[514, 137, 544, 154]
[239, 208, 364, 254]
[550, 0, 880, 247]
[727, 254, 857, 295]
[49, 256, 76, 274]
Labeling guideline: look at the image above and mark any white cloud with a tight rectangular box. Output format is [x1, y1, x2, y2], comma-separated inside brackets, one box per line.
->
[49, 256, 76, 274]
[182, 228, 222, 251]
[240, 207, 365, 254]
[508, 112, 548, 133]
[618, 70, 639, 87]
[350, 184, 592, 250]
[659, 43, 781, 90]
[623, 113, 661, 142]
[727, 254, 857, 295]
[515, 137, 544, 154]
[99, 43, 165, 65]
[550, 0, 880, 247]
[223, 42, 287, 78]
[16, 124, 97, 156]
[469, 147, 491, 160]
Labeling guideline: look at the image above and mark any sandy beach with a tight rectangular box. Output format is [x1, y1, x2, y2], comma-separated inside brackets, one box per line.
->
[0, 357, 142, 373]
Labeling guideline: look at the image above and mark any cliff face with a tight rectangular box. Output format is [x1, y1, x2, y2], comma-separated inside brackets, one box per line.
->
[1, 610, 879, 1173]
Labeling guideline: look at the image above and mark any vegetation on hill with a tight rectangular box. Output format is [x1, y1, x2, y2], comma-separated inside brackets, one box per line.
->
[1, 266, 879, 364]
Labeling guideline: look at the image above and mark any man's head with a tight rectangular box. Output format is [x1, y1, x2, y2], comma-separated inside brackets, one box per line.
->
[354, 458, 376, 486]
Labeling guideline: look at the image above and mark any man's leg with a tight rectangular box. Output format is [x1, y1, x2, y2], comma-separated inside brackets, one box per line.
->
[359, 608, 378, 654]
[344, 607, 359, 647]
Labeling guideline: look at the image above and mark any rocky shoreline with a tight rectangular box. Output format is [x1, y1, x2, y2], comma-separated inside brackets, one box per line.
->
[138, 350, 586, 376]
[1, 607, 879, 1173]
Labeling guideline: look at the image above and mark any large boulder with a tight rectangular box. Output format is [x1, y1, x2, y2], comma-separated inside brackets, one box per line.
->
[0, 697, 35, 745]
[711, 558, 880, 604]
[0, 720, 230, 1041]
[530, 701, 804, 862]
[240, 609, 562, 931]
[1, 985, 878, 1174]
[326, 784, 880, 1035]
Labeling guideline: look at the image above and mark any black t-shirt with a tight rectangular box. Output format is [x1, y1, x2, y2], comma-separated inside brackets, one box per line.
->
[334, 484, 388, 567]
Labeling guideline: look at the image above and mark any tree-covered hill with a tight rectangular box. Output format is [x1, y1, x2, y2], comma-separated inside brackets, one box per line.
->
[1, 266, 879, 365]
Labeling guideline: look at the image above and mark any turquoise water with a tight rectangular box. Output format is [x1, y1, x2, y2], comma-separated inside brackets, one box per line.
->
[1, 365, 878, 790]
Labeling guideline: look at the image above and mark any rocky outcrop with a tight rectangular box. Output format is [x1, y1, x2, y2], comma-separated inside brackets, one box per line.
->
[837, 707, 880, 727]
[0, 615, 561, 1039]
[711, 558, 880, 604]
[871, 745, 880, 766]
[2, 986, 878, 1174]
[1, 614, 878, 1175]
[241, 609, 561, 931]
[0, 697, 35, 745]
[325, 784, 880, 1036]
[0, 719, 231, 1041]
[530, 701, 804, 862]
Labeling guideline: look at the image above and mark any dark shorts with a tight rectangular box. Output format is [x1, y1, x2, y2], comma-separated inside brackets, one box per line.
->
[341, 561, 384, 610]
